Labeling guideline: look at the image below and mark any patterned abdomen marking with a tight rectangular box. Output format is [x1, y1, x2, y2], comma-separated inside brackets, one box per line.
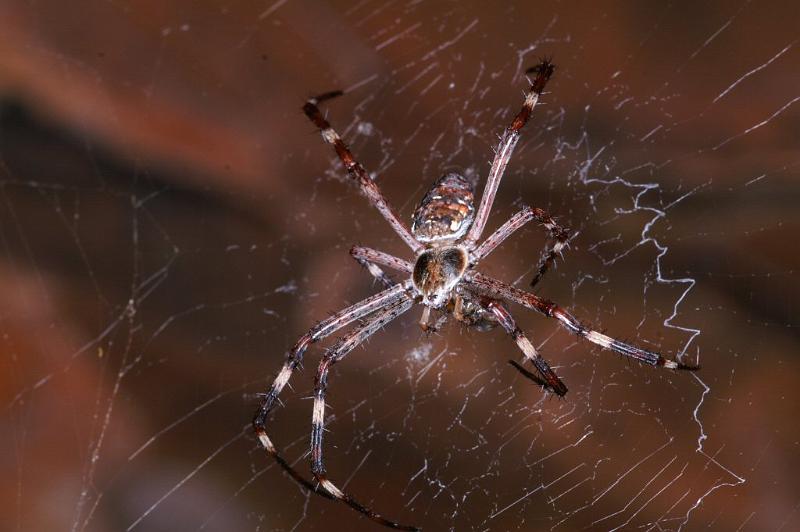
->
[411, 173, 475, 243]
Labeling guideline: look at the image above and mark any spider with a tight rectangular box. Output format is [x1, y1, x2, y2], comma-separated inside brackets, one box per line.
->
[253, 60, 698, 530]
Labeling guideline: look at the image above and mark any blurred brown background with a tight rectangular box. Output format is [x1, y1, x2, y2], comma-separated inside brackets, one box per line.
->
[1, 1, 798, 531]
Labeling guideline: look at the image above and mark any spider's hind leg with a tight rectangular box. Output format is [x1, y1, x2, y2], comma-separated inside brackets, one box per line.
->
[303, 93, 422, 252]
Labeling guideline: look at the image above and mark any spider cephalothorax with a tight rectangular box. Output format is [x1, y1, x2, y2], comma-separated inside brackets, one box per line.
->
[412, 245, 468, 307]
[253, 59, 699, 531]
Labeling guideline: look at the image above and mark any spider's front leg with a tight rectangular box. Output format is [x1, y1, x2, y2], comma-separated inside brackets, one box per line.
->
[483, 299, 568, 396]
[309, 297, 418, 531]
[252, 283, 410, 493]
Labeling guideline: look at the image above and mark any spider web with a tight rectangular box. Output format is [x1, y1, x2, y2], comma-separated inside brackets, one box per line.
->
[1, 2, 798, 531]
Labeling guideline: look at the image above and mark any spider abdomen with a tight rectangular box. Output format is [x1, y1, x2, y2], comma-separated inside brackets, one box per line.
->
[411, 172, 475, 243]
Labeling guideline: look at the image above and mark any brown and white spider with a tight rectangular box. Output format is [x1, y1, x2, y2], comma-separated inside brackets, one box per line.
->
[253, 60, 698, 530]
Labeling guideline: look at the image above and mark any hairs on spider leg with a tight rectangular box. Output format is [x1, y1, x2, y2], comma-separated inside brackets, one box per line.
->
[508, 359, 565, 398]
[524, 58, 556, 92]
[508, 359, 547, 387]
[526, 56, 555, 71]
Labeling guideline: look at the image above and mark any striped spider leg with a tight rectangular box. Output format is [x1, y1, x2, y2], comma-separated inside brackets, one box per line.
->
[251, 284, 412, 502]
[484, 299, 568, 396]
[303, 92, 422, 254]
[465, 272, 700, 371]
[255, 57, 698, 531]
[470, 205, 570, 289]
[309, 297, 417, 531]
[464, 60, 555, 247]
[350, 245, 412, 289]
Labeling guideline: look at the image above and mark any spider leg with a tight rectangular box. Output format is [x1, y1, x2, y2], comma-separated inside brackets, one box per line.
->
[253, 283, 411, 492]
[471, 205, 570, 288]
[466, 272, 700, 371]
[350, 251, 395, 288]
[349, 245, 413, 288]
[310, 297, 418, 531]
[303, 93, 422, 253]
[418, 306, 433, 332]
[465, 59, 555, 246]
[508, 359, 550, 389]
[417, 305, 448, 334]
[483, 299, 568, 396]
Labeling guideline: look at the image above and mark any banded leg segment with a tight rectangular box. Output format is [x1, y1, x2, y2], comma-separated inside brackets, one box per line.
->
[465, 60, 555, 246]
[350, 246, 413, 288]
[471, 205, 570, 287]
[304, 93, 421, 253]
[485, 300, 568, 396]
[310, 297, 417, 531]
[466, 272, 700, 371]
[252, 283, 411, 487]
